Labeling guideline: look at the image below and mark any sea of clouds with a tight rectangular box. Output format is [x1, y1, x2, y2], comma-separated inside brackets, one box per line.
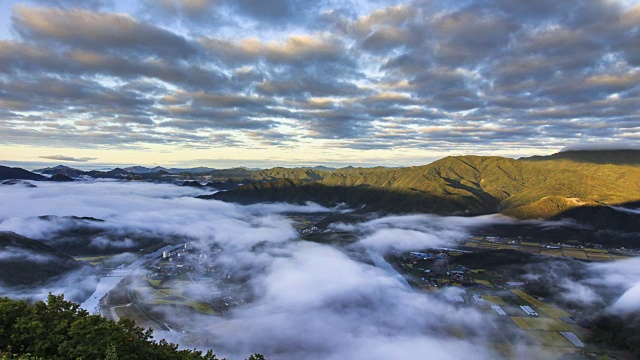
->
[1, 180, 639, 359]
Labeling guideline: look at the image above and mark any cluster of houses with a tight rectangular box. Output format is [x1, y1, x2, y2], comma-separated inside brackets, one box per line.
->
[301, 226, 322, 235]
[149, 242, 216, 280]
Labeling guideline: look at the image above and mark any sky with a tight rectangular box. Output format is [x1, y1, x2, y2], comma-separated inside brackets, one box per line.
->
[0, 0, 639, 168]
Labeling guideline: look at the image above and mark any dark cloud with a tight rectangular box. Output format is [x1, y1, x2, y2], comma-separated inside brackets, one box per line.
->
[0, 75, 154, 113]
[361, 27, 411, 52]
[430, 9, 517, 65]
[0, 0, 638, 153]
[29, 0, 111, 10]
[561, 141, 640, 152]
[138, 0, 330, 28]
[257, 77, 360, 98]
[200, 34, 351, 68]
[39, 155, 97, 162]
[229, 0, 297, 22]
[13, 6, 196, 58]
[0, 42, 226, 90]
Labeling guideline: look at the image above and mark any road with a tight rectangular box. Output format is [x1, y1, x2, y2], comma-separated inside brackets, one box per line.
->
[80, 244, 184, 314]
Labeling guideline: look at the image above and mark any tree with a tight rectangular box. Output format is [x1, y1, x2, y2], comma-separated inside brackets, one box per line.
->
[0, 294, 265, 360]
[104, 344, 118, 360]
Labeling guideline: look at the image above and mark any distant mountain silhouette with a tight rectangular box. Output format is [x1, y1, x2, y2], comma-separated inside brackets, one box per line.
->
[48, 174, 74, 182]
[309, 166, 337, 172]
[0, 165, 46, 181]
[205, 180, 241, 190]
[35, 165, 85, 177]
[181, 180, 204, 187]
[125, 166, 216, 174]
[521, 149, 640, 166]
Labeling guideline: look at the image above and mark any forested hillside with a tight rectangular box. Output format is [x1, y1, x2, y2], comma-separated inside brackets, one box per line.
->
[211, 151, 640, 219]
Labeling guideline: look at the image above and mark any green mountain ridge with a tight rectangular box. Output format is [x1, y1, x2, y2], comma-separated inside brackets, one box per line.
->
[5, 150, 640, 221]
[209, 152, 640, 220]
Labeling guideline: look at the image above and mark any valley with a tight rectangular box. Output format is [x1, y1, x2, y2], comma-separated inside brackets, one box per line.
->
[1, 150, 640, 359]
[46, 208, 638, 359]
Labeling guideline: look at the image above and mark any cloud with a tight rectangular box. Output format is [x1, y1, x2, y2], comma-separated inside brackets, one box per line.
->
[0, 181, 346, 251]
[201, 34, 348, 65]
[610, 206, 640, 215]
[590, 258, 640, 314]
[4, 181, 640, 358]
[332, 214, 511, 253]
[39, 155, 97, 162]
[209, 241, 499, 360]
[29, 0, 111, 10]
[610, 283, 640, 314]
[1, 265, 102, 304]
[341, 212, 640, 321]
[0, 246, 58, 263]
[227, 0, 297, 22]
[139, 0, 316, 26]
[522, 255, 640, 315]
[561, 141, 640, 151]
[13, 5, 196, 58]
[0, 181, 535, 359]
[136, 0, 230, 27]
[1, 0, 640, 164]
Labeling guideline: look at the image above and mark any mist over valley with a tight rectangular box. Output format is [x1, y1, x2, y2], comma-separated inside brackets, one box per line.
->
[2, 151, 640, 359]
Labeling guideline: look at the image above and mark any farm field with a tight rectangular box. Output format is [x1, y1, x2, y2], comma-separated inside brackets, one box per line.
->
[394, 249, 594, 359]
[462, 239, 629, 261]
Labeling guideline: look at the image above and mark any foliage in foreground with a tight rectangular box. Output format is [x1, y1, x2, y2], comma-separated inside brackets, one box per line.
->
[590, 313, 640, 357]
[0, 294, 263, 360]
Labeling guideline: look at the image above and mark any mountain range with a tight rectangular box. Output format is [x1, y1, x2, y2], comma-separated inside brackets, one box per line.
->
[2, 150, 639, 221]
[210, 151, 640, 220]
[123, 166, 216, 174]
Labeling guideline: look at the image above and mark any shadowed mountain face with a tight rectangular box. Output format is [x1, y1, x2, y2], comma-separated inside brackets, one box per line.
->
[0, 166, 45, 181]
[48, 174, 74, 182]
[31, 215, 171, 257]
[550, 203, 640, 233]
[521, 149, 640, 166]
[463, 201, 640, 247]
[203, 178, 489, 215]
[0, 232, 82, 287]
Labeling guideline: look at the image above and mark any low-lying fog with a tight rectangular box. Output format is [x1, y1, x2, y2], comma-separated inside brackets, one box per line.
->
[1, 180, 639, 359]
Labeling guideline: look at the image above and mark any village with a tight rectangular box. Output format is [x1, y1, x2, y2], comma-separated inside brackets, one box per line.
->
[93, 220, 638, 358]
[144, 242, 249, 313]
[462, 236, 639, 261]
[391, 247, 606, 358]
[97, 241, 254, 335]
